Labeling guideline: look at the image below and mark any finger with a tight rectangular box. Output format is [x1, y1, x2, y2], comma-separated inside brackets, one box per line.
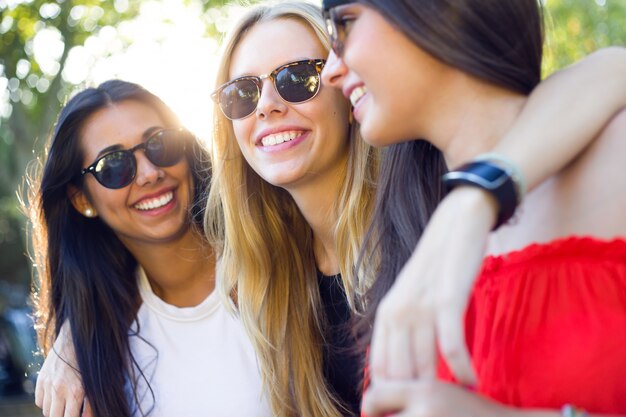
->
[42, 380, 52, 417]
[64, 387, 85, 417]
[411, 322, 437, 380]
[362, 380, 412, 417]
[437, 307, 476, 386]
[35, 372, 45, 408]
[386, 324, 415, 380]
[49, 392, 66, 417]
[369, 312, 388, 380]
[82, 399, 94, 417]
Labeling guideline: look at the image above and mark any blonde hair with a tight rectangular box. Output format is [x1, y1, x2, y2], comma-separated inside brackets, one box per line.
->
[205, 2, 378, 416]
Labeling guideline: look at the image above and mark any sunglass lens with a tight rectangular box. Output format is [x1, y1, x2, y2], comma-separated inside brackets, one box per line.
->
[94, 151, 136, 189]
[219, 79, 259, 119]
[276, 62, 321, 103]
[146, 130, 186, 167]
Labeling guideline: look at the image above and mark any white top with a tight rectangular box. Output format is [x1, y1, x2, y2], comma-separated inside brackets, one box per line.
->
[127, 268, 272, 417]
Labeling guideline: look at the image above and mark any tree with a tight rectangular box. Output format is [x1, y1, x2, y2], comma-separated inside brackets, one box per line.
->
[543, 0, 626, 74]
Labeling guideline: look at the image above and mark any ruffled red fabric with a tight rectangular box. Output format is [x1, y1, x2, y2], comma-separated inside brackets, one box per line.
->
[439, 236, 626, 413]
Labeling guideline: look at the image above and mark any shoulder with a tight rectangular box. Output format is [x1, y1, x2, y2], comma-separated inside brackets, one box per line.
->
[554, 107, 626, 232]
[571, 107, 626, 177]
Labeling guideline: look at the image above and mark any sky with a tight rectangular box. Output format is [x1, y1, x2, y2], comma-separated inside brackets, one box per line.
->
[61, 0, 227, 139]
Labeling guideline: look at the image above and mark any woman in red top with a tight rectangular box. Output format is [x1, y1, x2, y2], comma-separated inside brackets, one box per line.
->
[322, 0, 626, 415]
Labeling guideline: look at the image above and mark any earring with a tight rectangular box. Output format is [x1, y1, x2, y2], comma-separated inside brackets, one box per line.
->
[84, 208, 95, 218]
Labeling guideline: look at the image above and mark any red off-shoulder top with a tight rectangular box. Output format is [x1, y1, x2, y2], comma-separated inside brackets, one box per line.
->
[437, 236, 626, 413]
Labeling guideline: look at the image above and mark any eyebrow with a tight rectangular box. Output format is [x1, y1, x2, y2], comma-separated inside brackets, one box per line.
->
[230, 58, 314, 79]
[95, 144, 123, 158]
[94, 126, 163, 158]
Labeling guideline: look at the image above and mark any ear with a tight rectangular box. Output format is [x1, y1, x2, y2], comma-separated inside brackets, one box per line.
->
[67, 185, 98, 218]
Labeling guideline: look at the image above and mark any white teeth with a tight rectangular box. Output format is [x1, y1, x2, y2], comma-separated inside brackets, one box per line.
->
[350, 86, 367, 107]
[134, 191, 174, 211]
[261, 130, 303, 147]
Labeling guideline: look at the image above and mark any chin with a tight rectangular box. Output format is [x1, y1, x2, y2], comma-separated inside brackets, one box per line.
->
[362, 123, 414, 148]
[360, 123, 391, 148]
[258, 169, 303, 189]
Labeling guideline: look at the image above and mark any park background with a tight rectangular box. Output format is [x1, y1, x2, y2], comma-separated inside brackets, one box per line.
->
[0, 0, 625, 413]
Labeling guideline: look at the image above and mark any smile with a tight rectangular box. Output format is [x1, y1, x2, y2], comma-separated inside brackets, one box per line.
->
[134, 191, 174, 211]
[350, 86, 368, 107]
[260, 130, 304, 147]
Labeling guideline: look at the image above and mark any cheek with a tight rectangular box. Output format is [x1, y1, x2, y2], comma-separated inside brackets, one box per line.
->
[232, 121, 253, 153]
[316, 91, 350, 127]
[87, 185, 126, 218]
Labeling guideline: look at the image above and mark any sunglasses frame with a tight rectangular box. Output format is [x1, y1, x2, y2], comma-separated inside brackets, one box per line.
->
[211, 59, 326, 120]
[80, 127, 189, 189]
[323, 8, 345, 57]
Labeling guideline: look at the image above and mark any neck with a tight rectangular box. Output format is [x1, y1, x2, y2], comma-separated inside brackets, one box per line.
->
[285, 156, 347, 276]
[125, 229, 216, 307]
[416, 73, 527, 167]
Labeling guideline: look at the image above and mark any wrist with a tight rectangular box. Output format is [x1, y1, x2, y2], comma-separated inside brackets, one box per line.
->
[443, 186, 499, 231]
[442, 156, 524, 230]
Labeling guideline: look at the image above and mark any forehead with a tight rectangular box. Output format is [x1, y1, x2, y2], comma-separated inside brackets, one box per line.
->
[229, 18, 327, 78]
[79, 100, 164, 160]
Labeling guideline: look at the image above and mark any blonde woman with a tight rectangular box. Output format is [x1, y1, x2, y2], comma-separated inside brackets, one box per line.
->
[206, 3, 378, 416]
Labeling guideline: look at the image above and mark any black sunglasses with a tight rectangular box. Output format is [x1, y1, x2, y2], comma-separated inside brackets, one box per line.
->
[211, 59, 326, 120]
[323, 3, 354, 57]
[80, 128, 190, 189]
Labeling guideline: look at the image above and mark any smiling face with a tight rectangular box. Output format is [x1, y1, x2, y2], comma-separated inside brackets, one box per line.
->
[72, 99, 194, 252]
[228, 18, 351, 191]
[322, 4, 452, 147]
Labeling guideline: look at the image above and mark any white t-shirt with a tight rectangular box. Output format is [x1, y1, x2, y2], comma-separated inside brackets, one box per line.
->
[127, 268, 272, 417]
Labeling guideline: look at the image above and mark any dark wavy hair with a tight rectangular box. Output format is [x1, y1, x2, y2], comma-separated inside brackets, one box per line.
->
[26, 80, 211, 417]
[356, 0, 544, 345]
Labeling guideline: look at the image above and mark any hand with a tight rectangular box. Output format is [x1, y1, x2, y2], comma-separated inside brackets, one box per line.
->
[362, 379, 512, 417]
[369, 187, 497, 385]
[35, 323, 93, 417]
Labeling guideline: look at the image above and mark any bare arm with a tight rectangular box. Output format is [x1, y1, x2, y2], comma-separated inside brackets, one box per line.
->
[362, 379, 624, 417]
[494, 46, 626, 190]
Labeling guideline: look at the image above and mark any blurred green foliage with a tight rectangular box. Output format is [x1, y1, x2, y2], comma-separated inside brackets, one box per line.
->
[543, 0, 626, 75]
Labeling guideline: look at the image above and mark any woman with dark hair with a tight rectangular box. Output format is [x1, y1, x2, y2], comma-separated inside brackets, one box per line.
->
[27, 79, 271, 417]
[321, 0, 626, 415]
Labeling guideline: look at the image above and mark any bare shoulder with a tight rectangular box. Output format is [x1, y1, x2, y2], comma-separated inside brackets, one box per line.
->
[494, 108, 626, 250]
[564, 107, 626, 176]
[555, 107, 626, 235]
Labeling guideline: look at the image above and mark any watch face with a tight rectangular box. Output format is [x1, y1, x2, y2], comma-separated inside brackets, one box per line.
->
[467, 162, 509, 189]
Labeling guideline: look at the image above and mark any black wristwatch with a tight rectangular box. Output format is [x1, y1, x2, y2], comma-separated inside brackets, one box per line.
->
[442, 160, 519, 230]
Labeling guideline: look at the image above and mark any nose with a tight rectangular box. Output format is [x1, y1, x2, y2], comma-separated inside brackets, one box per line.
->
[322, 50, 348, 90]
[256, 78, 288, 120]
[134, 151, 163, 186]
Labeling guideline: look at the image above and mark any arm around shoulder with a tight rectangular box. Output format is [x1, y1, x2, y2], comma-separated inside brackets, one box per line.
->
[491, 46, 626, 191]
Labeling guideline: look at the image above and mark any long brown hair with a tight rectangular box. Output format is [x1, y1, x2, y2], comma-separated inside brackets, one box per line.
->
[357, 0, 544, 343]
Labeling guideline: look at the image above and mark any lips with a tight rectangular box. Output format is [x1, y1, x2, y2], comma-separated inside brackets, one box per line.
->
[133, 190, 174, 211]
